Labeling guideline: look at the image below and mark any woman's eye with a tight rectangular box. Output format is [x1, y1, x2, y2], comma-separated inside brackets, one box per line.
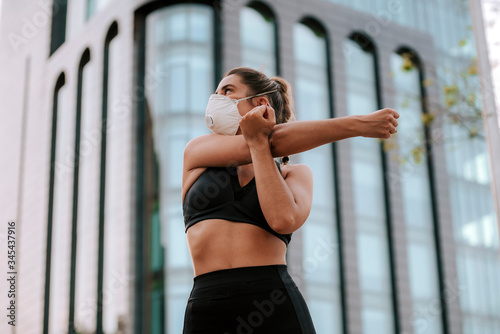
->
[224, 88, 232, 94]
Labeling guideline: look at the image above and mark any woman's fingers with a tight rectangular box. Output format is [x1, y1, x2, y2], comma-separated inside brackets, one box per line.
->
[385, 108, 400, 119]
[243, 105, 275, 125]
[360, 108, 400, 139]
[383, 108, 399, 136]
[239, 104, 276, 142]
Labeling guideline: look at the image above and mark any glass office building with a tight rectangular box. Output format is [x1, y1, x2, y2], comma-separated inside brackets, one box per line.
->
[1, 0, 498, 333]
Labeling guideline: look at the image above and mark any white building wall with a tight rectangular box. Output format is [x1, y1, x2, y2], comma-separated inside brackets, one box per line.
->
[0, 1, 141, 333]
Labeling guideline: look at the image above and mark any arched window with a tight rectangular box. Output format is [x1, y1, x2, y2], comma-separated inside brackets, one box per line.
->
[344, 33, 395, 334]
[293, 19, 343, 333]
[43, 72, 66, 334]
[144, 4, 216, 333]
[67, 48, 96, 334]
[391, 49, 445, 334]
[240, 2, 278, 76]
[96, 22, 128, 334]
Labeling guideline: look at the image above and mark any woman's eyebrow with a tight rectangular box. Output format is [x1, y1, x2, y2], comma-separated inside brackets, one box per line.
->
[216, 84, 236, 93]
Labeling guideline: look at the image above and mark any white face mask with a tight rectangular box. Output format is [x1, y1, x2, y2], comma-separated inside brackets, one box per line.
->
[204, 90, 277, 135]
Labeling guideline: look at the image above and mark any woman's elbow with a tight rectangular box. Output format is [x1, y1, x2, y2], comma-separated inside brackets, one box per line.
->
[269, 215, 297, 235]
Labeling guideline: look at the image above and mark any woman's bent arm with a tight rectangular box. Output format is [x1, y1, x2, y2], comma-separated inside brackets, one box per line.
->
[240, 106, 313, 234]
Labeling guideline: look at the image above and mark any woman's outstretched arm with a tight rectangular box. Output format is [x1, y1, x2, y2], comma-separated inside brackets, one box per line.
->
[269, 109, 398, 157]
[183, 105, 399, 171]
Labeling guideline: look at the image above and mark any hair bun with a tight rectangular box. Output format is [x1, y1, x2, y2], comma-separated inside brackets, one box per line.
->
[270, 77, 295, 123]
[271, 77, 288, 94]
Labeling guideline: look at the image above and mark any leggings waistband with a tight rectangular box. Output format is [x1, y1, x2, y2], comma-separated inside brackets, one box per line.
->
[191, 264, 289, 293]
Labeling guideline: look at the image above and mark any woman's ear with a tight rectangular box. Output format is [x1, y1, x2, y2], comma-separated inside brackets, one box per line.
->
[256, 97, 269, 106]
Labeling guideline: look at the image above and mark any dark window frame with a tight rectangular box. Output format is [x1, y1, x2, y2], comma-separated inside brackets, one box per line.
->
[94, 22, 119, 334]
[347, 31, 401, 334]
[68, 47, 91, 334]
[43, 72, 66, 334]
[394, 46, 449, 334]
[295, 17, 348, 334]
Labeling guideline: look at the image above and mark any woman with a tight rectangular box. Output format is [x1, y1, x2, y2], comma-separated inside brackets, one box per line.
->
[182, 67, 399, 333]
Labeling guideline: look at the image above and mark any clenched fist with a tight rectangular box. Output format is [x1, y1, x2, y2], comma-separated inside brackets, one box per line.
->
[357, 108, 400, 139]
[239, 104, 276, 144]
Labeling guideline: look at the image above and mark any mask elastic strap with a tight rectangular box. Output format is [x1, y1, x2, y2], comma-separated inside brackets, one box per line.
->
[235, 89, 278, 102]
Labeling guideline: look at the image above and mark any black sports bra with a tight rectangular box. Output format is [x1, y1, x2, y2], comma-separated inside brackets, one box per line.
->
[182, 160, 292, 245]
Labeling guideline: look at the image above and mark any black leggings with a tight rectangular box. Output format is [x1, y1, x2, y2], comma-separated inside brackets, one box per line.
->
[182, 264, 316, 334]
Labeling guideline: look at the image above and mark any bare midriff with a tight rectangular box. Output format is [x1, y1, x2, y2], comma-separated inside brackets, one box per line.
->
[186, 219, 287, 277]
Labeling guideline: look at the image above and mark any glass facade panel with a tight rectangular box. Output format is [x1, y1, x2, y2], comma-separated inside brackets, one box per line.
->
[86, 0, 97, 20]
[449, 141, 500, 332]
[391, 52, 443, 334]
[293, 22, 343, 334]
[241, 6, 277, 76]
[442, 45, 500, 334]
[324, 1, 500, 332]
[344, 38, 394, 334]
[146, 4, 214, 333]
[325, 0, 474, 56]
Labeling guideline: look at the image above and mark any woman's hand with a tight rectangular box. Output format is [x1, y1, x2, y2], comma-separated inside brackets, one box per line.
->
[356, 108, 400, 139]
[239, 104, 276, 146]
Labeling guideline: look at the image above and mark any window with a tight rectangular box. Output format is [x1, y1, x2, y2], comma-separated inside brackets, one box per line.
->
[144, 4, 215, 333]
[293, 19, 343, 334]
[68, 48, 93, 334]
[344, 34, 395, 334]
[391, 50, 444, 334]
[45, 70, 73, 333]
[49, 0, 68, 55]
[97, 22, 130, 334]
[240, 3, 278, 76]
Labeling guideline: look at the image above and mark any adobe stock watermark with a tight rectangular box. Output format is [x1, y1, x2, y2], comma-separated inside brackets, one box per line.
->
[54, 65, 169, 182]
[8, 0, 66, 53]
[400, 277, 467, 334]
[223, 288, 287, 334]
